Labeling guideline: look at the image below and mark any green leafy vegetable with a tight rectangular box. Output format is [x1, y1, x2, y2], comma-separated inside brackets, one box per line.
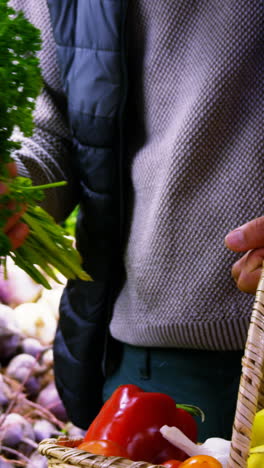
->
[62, 205, 79, 238]
[0, 0, 92, 288]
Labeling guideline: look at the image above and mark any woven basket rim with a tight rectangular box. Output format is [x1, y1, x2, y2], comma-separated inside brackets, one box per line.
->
[38, 437, 164, 468]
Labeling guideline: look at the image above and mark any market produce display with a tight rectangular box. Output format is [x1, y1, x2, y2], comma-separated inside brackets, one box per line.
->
[44, 383, 264, 467]
[0, 3, 263, 468]
[49, 384, 223, 467]
[0, 262, 85, 467]
[37, 373, 264, 468]
[0, 0, 91, 288]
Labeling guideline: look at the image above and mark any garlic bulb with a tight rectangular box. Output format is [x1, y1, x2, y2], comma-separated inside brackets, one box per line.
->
[0, 258, 42, 307]
[13, 303, 57, 344]
[37, 287, 64, 321]
[160, 425, 230, 468]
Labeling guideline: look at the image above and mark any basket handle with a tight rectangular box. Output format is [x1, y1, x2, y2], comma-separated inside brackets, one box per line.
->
[228, 262, 264, 467]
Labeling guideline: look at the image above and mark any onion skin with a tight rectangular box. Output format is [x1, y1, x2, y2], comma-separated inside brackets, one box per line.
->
[0, 334, 21, 365]
[0, 374, 12, 409]
[28, 451, 48, 468]
[21, 337, 45, 358]
[0, 390, 9, 407]
[5, 353, 41, 398]
[0, 260, 42, 308]
[0, 276, 12, 304]
[0, 420, 23, 447]
[0, 413, 35, 447]
[36, 382, 68, 422]
[13, 303, 57, 345]
[0, 306, 22, 365]
[0, 460, 16, 468]
[33, 419, 59, 442]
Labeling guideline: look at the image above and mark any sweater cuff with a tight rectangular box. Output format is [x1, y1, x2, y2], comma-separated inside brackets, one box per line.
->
[11, 153, 31, 179]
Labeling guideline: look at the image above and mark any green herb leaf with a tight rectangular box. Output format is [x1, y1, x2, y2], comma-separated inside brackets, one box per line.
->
[0, 0, 92, 287]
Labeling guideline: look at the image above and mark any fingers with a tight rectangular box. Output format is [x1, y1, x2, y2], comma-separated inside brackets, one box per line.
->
[231, 249, 264, 294]
[6, 161, 18, 178]
[2, 204, 28, 250]
[0, 161, 28, 250]
[6, 222, 30, 250]
[225, 217, 264, 293]
[0, 162, 16, 196]
[0, 162, 17, 192]
[3, 202, 27, 233]
[225, 216, 264, 252]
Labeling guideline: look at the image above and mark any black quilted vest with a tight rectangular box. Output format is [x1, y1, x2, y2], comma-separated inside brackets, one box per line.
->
[47, 0, 128, 428]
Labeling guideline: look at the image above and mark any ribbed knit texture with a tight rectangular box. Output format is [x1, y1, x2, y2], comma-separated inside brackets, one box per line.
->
[110, 0, 264, 350]
[11, 1, 264, 350]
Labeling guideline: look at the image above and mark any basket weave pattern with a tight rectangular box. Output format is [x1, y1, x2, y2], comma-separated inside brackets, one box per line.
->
[227, 267, 264, 467]
[39, 267, 264, 468]
[38, 438, 162, 468]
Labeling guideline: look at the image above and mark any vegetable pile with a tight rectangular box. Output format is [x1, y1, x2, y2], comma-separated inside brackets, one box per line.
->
[0, 0, 91, 288]
[0, 262, 85, 467]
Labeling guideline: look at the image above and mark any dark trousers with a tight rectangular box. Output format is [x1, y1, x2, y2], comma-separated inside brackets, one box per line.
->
[103, 344, 243, 442]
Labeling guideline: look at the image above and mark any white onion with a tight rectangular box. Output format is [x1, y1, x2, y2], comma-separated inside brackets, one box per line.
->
[13, 303, 57, 344]
[0, 304, 20, 334]
[0, 259, 42, 308]
[37, 287, 64, 321]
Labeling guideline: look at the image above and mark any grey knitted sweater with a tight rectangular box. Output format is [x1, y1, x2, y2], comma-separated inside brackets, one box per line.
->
[11, 0, 264, 350]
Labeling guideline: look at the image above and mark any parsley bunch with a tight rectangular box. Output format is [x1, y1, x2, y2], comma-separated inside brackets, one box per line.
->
[0, 0, 91, 288]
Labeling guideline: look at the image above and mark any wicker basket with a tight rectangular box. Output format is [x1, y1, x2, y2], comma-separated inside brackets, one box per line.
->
[38, 437, 164, 468]
[38, 268, 264, 468]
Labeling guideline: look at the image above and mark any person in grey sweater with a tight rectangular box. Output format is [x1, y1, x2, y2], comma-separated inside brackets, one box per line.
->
[4, 0, 264, 440]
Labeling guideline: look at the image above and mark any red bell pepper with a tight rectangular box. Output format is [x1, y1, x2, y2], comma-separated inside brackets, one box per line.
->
[84, 384, 198, 463]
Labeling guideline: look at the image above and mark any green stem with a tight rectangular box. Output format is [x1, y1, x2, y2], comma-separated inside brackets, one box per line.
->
[22, 210, 92, 281]
[20, 236, 63, 284]
[19, 181, 67, 190]
[10, 249, 52, 289]
[177, 404, 205, 422]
